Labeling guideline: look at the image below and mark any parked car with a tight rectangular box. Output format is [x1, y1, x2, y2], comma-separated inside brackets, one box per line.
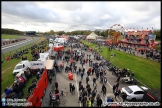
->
[121, 85, 148, 101]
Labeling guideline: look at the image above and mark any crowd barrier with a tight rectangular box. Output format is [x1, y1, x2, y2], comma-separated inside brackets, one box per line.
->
[27, 67, 48, 107]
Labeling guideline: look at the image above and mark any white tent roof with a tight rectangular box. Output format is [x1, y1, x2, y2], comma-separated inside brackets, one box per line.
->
[86, 32, 98, 39]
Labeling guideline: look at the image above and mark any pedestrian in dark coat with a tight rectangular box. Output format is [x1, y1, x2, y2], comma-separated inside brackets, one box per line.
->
[116, 74, 121, 82]
[69, 83, 72, 92]
[55, 81, 58, 90]
[72, 84, 75, 95]
[97, 97, 102, 107]
[86, 76, 89, 84]
[122, 92, 127, 102]
[79, 81, 82, 88]
[113, 84, 117, 92]
[48, 76, 52, 84]
[114, 90, 119, 99]
[115, 82, 119, 91]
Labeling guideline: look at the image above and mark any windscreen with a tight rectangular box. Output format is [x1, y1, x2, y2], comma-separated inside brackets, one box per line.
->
[125, 86, 133, 94]
[14, 65, 23, 70]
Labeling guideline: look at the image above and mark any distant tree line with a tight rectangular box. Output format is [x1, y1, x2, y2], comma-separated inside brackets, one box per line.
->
[153, 29, 161, 40]
[2, 28, 160, 40]
[1, 28, 24, 35]
[48, 29, 113, 37]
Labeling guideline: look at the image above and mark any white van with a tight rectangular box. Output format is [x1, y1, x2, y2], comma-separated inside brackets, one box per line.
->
[13, 60, 31, 75]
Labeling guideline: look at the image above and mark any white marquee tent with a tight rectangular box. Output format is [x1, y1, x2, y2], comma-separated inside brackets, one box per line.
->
[86, 32, 98, 40]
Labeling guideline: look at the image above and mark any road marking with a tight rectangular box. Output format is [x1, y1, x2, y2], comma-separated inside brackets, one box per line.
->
[88, 68, 121, 105]
[2, 39, 32, 50]
[75, 74, 81, 107]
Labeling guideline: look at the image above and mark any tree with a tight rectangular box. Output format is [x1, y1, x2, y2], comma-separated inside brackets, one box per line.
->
[153, 29, 161, 40]
[49, 30, 54, 35]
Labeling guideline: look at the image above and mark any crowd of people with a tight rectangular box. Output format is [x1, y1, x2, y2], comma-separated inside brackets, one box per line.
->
[90, 40, 161, 63]
[48, 38, 132, 107]
[3, 40, 50, 101]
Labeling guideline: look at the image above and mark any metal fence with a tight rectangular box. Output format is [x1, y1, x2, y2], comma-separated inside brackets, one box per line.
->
[1, 40, 48, 63]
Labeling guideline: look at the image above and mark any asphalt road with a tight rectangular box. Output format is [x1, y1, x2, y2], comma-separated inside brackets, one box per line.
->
[41, 43, 132, 107]
[1, 37, 39, 54]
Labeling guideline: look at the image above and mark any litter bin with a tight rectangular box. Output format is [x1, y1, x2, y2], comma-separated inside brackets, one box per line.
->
[69, 74, 73, 80]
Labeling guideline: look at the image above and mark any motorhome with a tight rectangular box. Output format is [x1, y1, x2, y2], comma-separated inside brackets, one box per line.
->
[13, 60, 31, 75]
[54, 38, 67, 46]
[13, 59, 54, 75]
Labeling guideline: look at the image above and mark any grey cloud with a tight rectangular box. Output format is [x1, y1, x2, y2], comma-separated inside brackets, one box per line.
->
[2, 2, 61, 23]
[2, 2, 160, 32]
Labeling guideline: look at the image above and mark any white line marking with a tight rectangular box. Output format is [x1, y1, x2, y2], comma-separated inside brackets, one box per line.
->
[75, 74, 81, 107]
[107, 80, 113, 88]
[2, 39, 32, 49]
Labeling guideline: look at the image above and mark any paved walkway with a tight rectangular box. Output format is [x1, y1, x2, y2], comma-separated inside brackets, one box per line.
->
[41, 43, 132, 107]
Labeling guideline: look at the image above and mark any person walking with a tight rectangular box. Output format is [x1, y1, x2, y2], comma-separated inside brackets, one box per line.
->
[122, 92, 127, 102]
[49, 92, 53, 105]
[69, 83, 72, 92]
[86, 76, 89, 84]
[87, 70, 90, 76]
[78, 93, 83, 103]
[80, 72, 83, 80]
[72, 84, 75, 95]
[92, 68, 94, 75]
[114, 89, 119, 99]
[116, 74, 121, 82]
[48, 76, 52, 84]
[61, 89, 64, 96]
[97, 97, 102, 107]
[103, 77, 107, 85]
[112, 84, 116, 93]
[93, 78, 96, 87]
[79, 80, 82, 88]
[55, 81, 59, 90]
[87, 87, 91, 97]
[102, 84, 106, 96]
[115, 82, 119, 91]
[79, 84, 83, 92]
[102, 85, 106, 97]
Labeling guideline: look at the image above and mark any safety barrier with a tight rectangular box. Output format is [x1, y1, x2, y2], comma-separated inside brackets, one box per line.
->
[27, 67, 48, 107]
[2, 38, 26, 46]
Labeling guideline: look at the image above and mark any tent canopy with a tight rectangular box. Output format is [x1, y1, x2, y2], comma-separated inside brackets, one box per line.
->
[86, 32, 98, 40]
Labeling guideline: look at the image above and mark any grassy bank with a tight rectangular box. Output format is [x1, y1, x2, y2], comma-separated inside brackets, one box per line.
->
[1, 37, 47, 95]
[156, 45, 161, 51]
[81, 40, 161, 89]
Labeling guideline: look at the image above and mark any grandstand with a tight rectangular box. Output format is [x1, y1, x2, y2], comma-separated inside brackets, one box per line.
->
[26, 31, 36, 36]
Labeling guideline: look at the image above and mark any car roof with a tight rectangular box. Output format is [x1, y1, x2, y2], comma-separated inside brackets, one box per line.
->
[17, 60, 29, 65]
[128, 85, 144, 92]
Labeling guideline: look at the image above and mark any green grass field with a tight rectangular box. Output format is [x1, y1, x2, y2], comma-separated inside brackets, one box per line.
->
[81, 40, 161, 89]
[1, 37, 47, 95]
[2, 34, 22, 39]
[156, 45, 161, 51]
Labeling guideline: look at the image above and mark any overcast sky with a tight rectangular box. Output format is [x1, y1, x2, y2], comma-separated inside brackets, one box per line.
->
[2, 1, 161, 32]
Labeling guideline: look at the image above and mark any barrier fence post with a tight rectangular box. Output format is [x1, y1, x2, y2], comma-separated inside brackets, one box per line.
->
[2, 54, 5, 62]
[9, 51, 12, 59]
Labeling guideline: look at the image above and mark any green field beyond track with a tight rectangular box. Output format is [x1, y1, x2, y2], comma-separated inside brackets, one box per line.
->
[2, 34, 22, 39]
